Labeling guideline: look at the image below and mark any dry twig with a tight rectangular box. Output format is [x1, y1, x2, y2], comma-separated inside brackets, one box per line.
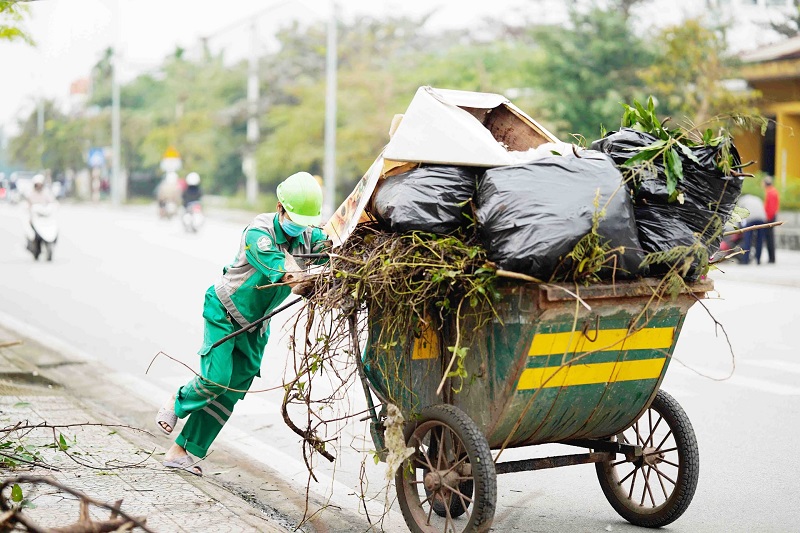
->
[0, 476, 154, 533]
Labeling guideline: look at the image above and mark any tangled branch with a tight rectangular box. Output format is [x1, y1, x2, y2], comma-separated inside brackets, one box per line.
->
[0, 475, 154, 533]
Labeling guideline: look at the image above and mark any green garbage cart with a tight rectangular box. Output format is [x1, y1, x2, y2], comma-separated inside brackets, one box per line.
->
[360, 278, 711, 533]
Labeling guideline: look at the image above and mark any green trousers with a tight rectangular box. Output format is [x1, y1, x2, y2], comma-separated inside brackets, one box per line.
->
[173, 288, 268, 458]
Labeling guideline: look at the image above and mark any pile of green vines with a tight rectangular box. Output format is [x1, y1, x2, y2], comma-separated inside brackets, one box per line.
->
[306, 225, 501, 377]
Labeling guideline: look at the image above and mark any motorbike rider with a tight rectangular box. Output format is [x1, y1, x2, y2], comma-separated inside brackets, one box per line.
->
[24, 174, 59, 260]
[181, 172, 204, 232]
[25, 174, 56, 210]
[182, 172, 202, 207]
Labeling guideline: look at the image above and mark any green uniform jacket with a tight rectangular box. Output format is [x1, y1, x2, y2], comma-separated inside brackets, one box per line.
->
[213, 213, 328, 329]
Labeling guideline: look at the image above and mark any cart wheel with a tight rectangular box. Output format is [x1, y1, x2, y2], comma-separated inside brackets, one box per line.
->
[596, 389, 699, 528]
[396, 404, 496, 533]
[424, 443, 473, 518]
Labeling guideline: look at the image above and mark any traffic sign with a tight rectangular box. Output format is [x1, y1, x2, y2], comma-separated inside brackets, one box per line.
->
[88, 148, 106, 168]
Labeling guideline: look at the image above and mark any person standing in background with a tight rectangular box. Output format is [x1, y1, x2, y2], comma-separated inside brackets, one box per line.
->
[763, 176, 780, 264]
[737, 193, 767, 265]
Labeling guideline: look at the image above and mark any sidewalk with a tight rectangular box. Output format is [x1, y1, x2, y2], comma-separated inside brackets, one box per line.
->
[0, 331, 289, 533]
[710, 248, 800, 288]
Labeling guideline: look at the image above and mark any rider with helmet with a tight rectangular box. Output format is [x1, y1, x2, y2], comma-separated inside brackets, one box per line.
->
[155, 171, 332, 475]
[24, 174, 59, 260]
[181, 172, 204, 232]
[25, 174, 56, 210]
[182, 172, 202, 208]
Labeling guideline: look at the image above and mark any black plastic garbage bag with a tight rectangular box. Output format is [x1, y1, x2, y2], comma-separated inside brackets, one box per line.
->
[371, 165, 477, 234]
[634, 205, 701, 278]
[592, 128, 743, 278]
[476, 152, 644, 280]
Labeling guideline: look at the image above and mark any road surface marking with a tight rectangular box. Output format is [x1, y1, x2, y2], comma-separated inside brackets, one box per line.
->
[739, 359, 800, 375]
[671, 365, 800, 395]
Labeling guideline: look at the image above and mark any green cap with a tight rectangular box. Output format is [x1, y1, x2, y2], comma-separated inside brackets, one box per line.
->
[276, 171, 323, 226]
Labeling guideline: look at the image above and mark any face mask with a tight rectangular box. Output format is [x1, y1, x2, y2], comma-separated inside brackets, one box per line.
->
[281, 217, 307, 237]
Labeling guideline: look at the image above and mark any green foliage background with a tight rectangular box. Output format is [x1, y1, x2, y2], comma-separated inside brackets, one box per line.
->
[1, 2, 771, 206]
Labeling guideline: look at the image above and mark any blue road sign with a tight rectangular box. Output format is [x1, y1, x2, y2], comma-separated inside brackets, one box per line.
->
[88, 148, 106, 168]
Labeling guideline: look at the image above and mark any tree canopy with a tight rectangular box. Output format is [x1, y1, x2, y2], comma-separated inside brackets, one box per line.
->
[526, 5, 655, 141]
[639, 19, 759, 128]
[0, 0, 32, 44]
[4, 5, 769, 204]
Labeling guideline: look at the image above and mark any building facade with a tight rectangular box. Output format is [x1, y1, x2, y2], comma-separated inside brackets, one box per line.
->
[736, 36, 800, 190]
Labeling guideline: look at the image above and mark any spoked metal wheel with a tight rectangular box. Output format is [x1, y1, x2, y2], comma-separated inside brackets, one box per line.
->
[424, 441, 473, 519]
[596, 389, 699, 528]
[396, 404, 496, 533]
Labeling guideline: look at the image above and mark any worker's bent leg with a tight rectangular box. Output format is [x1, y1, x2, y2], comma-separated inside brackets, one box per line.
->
[174, 289, 238, 419]
[175, 328, 265, 458]
[173, 340, 234, 419]
[175, 392, 237, 458]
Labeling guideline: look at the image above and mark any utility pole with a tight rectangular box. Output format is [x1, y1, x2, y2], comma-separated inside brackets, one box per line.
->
[111, 0, 123, 205]
[36, 98, 44, 135]
[37, 96, 44, 169]
[243, 21, 260, 206]
[201, 0, 324, 206]
[111, 47, 122, 205]
[322, 0, 338, 221]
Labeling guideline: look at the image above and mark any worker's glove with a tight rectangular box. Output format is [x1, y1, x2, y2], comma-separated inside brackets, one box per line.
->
[311, 239, 333, 254]
[291, 277, 316, 297]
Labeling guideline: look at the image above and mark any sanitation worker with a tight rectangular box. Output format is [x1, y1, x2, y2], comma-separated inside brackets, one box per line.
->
[155, 171, 330, 475]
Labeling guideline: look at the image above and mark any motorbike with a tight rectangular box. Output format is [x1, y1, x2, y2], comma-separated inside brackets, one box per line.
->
[158, 199, 178, 220]
[26, 203, 59, 261]
[182, 201, 204, 233]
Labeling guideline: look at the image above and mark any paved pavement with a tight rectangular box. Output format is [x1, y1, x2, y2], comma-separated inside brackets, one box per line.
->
[710, 246, 800, 288]
[0, 327, 288, 533]
[0, 193, 797, 533]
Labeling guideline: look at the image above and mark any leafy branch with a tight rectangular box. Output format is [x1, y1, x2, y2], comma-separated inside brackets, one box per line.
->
[0, 0, 34, 45]
[619, 97, 761, 202]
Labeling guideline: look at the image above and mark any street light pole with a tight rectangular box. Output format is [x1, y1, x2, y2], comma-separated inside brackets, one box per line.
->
[243, 21, 260, 206]
[110, 0, 123, 206]
[37, 96, 44, 169]
[322, 0, 338, 221]
[111, 47, 122, 205]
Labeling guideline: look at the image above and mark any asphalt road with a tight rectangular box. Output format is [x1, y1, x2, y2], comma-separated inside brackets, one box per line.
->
[0, 202, 798, 532]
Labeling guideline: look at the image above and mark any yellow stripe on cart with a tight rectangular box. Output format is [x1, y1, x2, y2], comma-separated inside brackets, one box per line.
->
[528, 327, 675, 357]
[517, 358, 666, 390]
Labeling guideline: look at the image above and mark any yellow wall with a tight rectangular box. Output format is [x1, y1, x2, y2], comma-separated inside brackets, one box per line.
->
[734, 130, 763, 175]
[750, 80, 800, 105]
[734, 74, 800, 184]
[775, 112, 800, 185]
